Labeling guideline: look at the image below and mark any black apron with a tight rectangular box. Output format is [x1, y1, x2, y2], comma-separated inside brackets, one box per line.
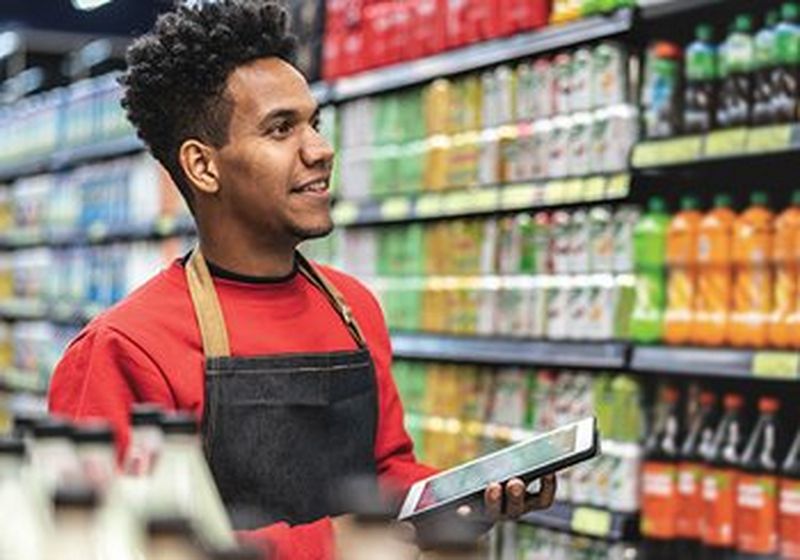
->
[185, 248, 379, 529]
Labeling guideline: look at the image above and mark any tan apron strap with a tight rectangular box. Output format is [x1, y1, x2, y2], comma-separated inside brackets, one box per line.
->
[186, 248, 231, 358]
[295, 252, 369, 348]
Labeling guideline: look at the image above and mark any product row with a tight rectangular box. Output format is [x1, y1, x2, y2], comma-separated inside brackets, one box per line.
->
[643, 3, 800, 138]
[0, 321, 80, 384]
[0, 73, 133, 166]
[513, 525, 635, 560]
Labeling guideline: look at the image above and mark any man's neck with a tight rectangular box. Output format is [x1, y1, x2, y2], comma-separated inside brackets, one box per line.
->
[197, 228, 297, 278]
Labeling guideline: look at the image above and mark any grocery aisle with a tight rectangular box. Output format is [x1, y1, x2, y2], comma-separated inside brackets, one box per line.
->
[2, 0, 800, 559]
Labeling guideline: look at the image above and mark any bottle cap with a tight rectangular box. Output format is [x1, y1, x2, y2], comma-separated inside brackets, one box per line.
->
[791, 190, 800, 206]
[767, 10, 780, 27]
[751, 191, 769, 206]
[53, 484, 99, 509]
[131, 403, 164, 427]
[654, 41, 682, 59]
[680, 196, 699, 211]
[32, 418, 74, 439]
[13, 413, 42, 437]
[663, 386, 680, 403]
[160, 412, 198, 436]
[713, 193, 732, 208]
[735, 14, 753, 33]
[783, 2, 799, 21]
[72, 422, 115, 445]
[0, 436, 25, 456]
[648, 196, 666, 213]
[696, 24, 714, 42]
[758, 397, 780, 413]
[699, 392, 717, 406]
[724, 393, 744, 409]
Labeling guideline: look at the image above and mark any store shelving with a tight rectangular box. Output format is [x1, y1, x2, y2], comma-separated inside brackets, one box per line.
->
[636, 0, 729, 20]
[0, 368, 49, 396]
[522, 501, 639, 542]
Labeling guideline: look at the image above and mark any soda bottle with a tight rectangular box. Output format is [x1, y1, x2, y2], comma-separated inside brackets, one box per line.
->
[694, 194, 737, 346]
[643, 41, 683, 139]
[730, 192, 774, 348]
[701, 393, 746, 559]
[768, 190, 800, 348]
[780, 423, 800, 559]
[717, 14, 756, 128]
[676, 391, 718, 558]
[629, 197, 669, 343]
[774, 2, 800, 123]
[641, 386, 681, 560]
[736, 397, 781, 559]
[664, 196, 702, 345]
[753, 11, 781, 125]
[685, 24, 718, 133]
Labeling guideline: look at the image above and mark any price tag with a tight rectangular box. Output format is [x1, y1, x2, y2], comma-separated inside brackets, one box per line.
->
[154, 216, 176, 236]
[500, 184, 534, 210]
[746, 124, 793, 154]
[471, 188, 499, 212]
[415, 193, 443, 218]
[571, 507, 612, 538]
[442, 191, 474, 215]
[380, 197, 412, 221]
[87, 222, 109, 241]
[631, 142, 658, 168]
[661, 136, 703, 164]
[545, 180, 567, 205]
[332, 201, 359, 225]
[752, 352, 800, 380]
[465, 420, 484, 438]
[706, 128, 748, 158]
[563, 179, 584, 203]
[583, 176, 606, 201]
[605, 174, 630, 199]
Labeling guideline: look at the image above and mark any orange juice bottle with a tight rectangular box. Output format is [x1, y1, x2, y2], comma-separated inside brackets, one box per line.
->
[769, 190, 800, 348]
[730, 191, 774, 348]
[693, 194, 736, 346]
[664, 196, 702, 345]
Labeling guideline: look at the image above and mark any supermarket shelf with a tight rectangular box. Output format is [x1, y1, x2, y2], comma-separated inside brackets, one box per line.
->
[0, 134, 144, 183]
[390, 332, 628, 369]
[636, 0, 728, 20]
[0, 298, 48, 321]
[0, 298, 102, 325]
[333, 174, 630, 226]
[0, 368, 49, 396]
[331, 9, 634, 102]
[631, 125, 800, 170]
[631, 345, 800, 381]
[522, 502, 638, 542]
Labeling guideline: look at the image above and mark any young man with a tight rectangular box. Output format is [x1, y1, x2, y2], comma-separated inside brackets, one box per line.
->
[48, 1, 555, 558]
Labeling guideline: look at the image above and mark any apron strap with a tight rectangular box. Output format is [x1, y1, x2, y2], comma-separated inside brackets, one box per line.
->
[185, 247, 368, 359]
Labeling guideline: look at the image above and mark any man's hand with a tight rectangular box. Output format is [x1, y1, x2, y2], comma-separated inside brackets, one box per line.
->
[458, 474, 557, 521]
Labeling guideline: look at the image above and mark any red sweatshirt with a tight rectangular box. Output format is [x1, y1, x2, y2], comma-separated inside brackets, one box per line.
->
[49, 259, 435, 559]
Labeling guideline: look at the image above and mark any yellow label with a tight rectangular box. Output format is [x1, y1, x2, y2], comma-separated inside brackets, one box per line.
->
[583, 176, 606, 201]
[606, 174, 630, 199]
[572, 507, 613, 537]
[500, 184, 535, 210]
[154, 216, 176, 236]
[752, 352, 800, 380]
[545, 180, 567, 204]
[442, 191, 474, 215]
[563, 179, 585, 202]
[331, 201, 359, 225]
[706, 128, 748, 157]
[662, 136, 703, 164]
[746, 124, 793, 154]
[471, 188, 499, 212]
[631, 142, 659, 168]
[380, 197, 412, 220]
[415, 193, 443, 217]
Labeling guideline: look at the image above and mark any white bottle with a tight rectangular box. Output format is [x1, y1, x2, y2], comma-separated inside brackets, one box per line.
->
[73, 422, 117, 495]
[44, 485, 102, 560]
[124, 403, 164, 476]
[29, 418, 82, 493]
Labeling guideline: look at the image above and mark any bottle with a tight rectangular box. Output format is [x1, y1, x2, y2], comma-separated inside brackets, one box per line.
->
[44, 484, 102, 560]
[694, 194, 737, 346]
[0, 436, 47, 560]
[736, 397, 781, 558]
[641, 386, 681, 560]
[774, 2, 800, 123]
[685, 24, 718, 133]
[72, 422, 116, 496]
[730, 192, 774, 348]
[768, 191, 800, 348]
[629, 197, 669, 343]
[701, 393, 746, 559]
[123, 403, 164, 476]
[643, 41, 683, 138]
[676, 391, 718, 558]
[717, 14, 756, 128]
[145, 516, 207, 560]
[29, 417, 82, 494]
[780, 423, 800, 559]
[664, 196, 702, 345]
[753, 11, 781, 125]
[147, 412, 235, 548]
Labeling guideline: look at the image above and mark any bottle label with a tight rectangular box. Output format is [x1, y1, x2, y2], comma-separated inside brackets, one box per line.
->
[736, 473, 778, 554]
[701, 467, 737, 546]
[780, 479, 800, 559]
[641, 461, 678, 539]
[676, 461, 704, 538]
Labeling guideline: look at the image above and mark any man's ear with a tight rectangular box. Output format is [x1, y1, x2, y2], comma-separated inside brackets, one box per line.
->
[179, 139, 220, 195]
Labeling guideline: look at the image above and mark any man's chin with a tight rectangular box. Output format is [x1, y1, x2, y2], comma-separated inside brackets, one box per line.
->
[294, 220, 335, 242]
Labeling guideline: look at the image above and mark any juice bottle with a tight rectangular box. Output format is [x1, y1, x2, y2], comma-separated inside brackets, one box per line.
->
[701, 393, 746, 559]
[641, 386, 681, 560]
[684, 24, 718, 134]
[717, 14, 756, 129]
[752, 11, 781, 125]
[736, 397, 782, 559]
[642, 41, 683, 139]
[629, 197, 669, 343]
[694, 194, 736, 347]
[676, 391, 718, 558]
[780, 422, 800, 559]
[731, 192, 774, 348]
[664, 196, 701, 346]
[768, 190, 800, 348]
[774, 2, 800, 123]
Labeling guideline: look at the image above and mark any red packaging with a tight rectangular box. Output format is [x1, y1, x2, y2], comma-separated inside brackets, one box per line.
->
[464, 0, 500, 43]
[498, 0, 550, 36]
[322, 31, 344, 79]
[411, 0, 447, 58]
[736, 473, 779, 555]
[781, 478, 800, 559]
[341, 26, 367, 75]
[445, 0, 470, 49]
[363, 3, 392, 69]
[387, 2, 412, 64]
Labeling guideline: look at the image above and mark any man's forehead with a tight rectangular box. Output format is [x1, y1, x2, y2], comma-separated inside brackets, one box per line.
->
[226, 57, 314, 113]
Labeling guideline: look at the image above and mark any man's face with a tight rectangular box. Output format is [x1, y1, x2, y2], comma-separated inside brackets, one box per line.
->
[213, 57, 334, 245]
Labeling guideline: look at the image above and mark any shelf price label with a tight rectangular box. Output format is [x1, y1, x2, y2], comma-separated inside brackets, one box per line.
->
[415, 193, 443, 218]
[606, 174, 630, 199]
[752, 352, 800, 380]
[380, 197, 412, 221]
[706, 128, 748, 157]
[332, 201, 359, 225]
[544, 180, 567, 205]
[583, 176, 606, 201]
[500, 184, 535, 210]
[631, 142, 659, 168]
[471, 188, 499, 212]
[746, 124, 793, 154]
[442, 191, 474, 215]
[563, 179, 584, 202]
[571, 507, 612, 538]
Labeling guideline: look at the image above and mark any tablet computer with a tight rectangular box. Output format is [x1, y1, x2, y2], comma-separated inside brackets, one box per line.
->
[398, 416, 599, 521]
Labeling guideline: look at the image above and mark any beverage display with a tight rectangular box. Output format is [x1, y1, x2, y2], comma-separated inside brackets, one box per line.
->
[685, 25, 718, 133]
[752, 11, 780, 126]
[642, 41, 683, 139]
[664, 197, 701, 346]
[781, 423, 800, 560]
[629, 197, 669, 343]
[717, 14, 756, 128]
[774, 2, 800, 122]
[768, 191, 800, 348]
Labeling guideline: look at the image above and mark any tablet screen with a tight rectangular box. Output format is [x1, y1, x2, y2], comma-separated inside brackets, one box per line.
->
[413, 425, 578, 515]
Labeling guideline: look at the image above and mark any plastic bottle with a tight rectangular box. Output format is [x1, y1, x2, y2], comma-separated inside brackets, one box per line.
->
[753, 11, 781, 125]
[664, 196, 702, 345]
[29, 417, 82, 494]
[641, 386, 681, 560]
[780, 423, 800, 559]
[0, 436, 47, 560]
[123, 403, 164, 476]
[694, 194, 737, 346]
[768, 191, 800, 348]
[72, 422, 116, 496]
[774, 2, 800, 123]
[685, 24, 718, 133]
[736, 397, 782, 558]
[676, 391, 718, 558]
[701, 393, 746, 559]
[717, 14, 756, 128]
[731, 192, 774, 348]
[629, 197, 669, 343]
[643, 42, 683, 138]
[44, 485, 102, 560]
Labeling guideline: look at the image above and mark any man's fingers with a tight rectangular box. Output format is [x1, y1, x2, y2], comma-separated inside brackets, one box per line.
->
[526, 474, 557, 511]
[504, 479, 527, 518]
[484, 482, 503, 520]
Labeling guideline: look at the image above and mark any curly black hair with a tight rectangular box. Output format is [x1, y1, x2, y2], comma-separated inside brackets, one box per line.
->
[120, 0, 298, 205]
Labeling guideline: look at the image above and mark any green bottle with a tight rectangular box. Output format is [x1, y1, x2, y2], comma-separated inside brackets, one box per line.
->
[753, 11, 781, 125]
[684, 24, 718, 133]
[717, 14, 756, 128]
[629, 197, 669, 343]
[775, 1, 800, 121]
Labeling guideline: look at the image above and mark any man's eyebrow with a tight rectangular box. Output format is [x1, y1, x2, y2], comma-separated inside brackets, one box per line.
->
[257, 105, 320, 130]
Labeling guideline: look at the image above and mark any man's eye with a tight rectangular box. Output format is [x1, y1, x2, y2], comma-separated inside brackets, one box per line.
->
[269, 121, 294, 137]
[311, 118, 321, 131]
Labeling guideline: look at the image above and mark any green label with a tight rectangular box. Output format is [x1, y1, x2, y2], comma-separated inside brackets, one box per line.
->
[706, 127, 748, 157]
[752, 352, 800, 379]
[746, 124, 793, 153]
[606, 174, 631, 199]
[572, 507, 612, 537]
